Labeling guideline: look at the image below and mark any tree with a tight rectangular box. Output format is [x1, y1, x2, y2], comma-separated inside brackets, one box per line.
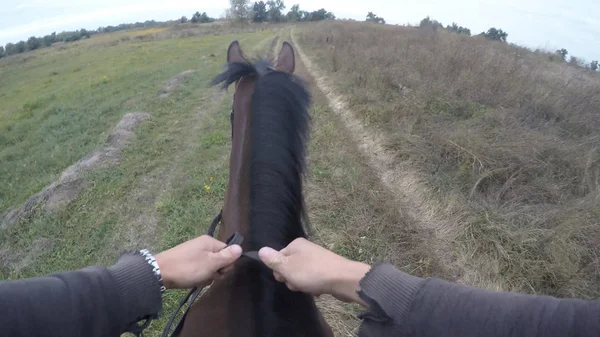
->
[190, 11, 214, 23]
[366, 12, 385, 24]
[180, 16, 188, 23]
[199, 12, 214, 23]
[286, 4, 301, 21]
[228, 0, 251, 21]
[420, 16, 443, 29]
[266, 0, 285, 22]
[43, 32, 56, 47]
[15, 41, 27, 53]
[568, 55, 584, 67]
[27, 36, 41, 50]
[555, 48, 568, 61]
[80, 28, 90, 39]
[0, 46, 4, 58]
[308, 8, 335, 21]
[590, 60, 599, 71]
[299, 10, 310, 21]
[446, 22, 471, 36]
[252, 1, 268, 22]
[191, 11, 201, 23]
[481, 28, 507, 42]
[5, 43, 16, 55]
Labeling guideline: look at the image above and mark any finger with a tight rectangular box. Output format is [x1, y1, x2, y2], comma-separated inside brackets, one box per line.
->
[213, 272, 226, 281]
[210, 244, 242, 269]
[284, 237, 307, 254]
[273, 271, 285, 282]
[258, 247, 288, 272]
[200, 235, 227, 252]
[287, 284, 298, 292]
[219, 264, 235, 274]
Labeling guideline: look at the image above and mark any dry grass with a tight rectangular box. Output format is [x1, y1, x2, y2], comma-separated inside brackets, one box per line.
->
[297, 21, 600, 298]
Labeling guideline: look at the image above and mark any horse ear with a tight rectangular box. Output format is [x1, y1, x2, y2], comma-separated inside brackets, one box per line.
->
[275, 41, 295, 73]
[227, 40, 248, 64]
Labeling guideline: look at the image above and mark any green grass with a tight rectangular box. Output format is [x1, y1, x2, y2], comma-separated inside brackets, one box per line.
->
[0, 29, 270, 214]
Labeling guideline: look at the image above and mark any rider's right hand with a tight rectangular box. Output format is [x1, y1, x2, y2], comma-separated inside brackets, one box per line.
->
[258, 238, 371, 306]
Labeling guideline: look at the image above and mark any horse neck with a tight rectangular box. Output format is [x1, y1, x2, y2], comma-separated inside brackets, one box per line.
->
[219, 79, 254, 245]
[221, 73, 326, 337]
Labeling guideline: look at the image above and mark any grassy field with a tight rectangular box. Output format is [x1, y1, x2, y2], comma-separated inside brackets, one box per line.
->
[0, 23, 428, 337]
[296, 21, 600, 299]
[2, 19, 599, 337]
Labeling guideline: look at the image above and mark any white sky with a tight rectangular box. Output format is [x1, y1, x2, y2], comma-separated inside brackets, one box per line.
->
[1, 0, 599, 61]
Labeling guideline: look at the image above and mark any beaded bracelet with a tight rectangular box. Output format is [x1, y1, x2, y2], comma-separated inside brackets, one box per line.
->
[139, 249, 166, 294]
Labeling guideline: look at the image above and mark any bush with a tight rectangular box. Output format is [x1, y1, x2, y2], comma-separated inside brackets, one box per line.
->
[419, 16, 443, 29]
[366, 12, 385, 24]
[446, 22, 471, 36]
[480, 27, 508, 42]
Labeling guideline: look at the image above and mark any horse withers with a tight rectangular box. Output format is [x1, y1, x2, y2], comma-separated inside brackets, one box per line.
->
[178, 41, 333, 337]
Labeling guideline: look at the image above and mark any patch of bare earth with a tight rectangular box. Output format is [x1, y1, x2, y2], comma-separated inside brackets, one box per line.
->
[158, 70, 196, 98]
[0, 112, 151, 230]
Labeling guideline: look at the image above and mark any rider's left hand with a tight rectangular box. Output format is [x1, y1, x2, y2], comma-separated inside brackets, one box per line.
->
[155, 235, 242, 289]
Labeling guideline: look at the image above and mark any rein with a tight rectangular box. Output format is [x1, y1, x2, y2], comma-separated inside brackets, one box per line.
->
[161, 211, 224, 337]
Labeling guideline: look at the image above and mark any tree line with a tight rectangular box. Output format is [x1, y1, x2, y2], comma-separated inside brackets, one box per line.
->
[0, 11, 215, 59]
[2, 6, 597, 72]
[553, 48, 598, 70]
[179, 11, 215, 24]
[226, 0, 335, 22]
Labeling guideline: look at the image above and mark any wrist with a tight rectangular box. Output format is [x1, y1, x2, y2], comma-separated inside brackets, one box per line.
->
[330, 260, 371, 305]
[154, 251, 174, 290]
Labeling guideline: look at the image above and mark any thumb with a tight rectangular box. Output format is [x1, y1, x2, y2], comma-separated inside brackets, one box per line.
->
[259, 247, 288, 272]
[211, 245, 242, 268]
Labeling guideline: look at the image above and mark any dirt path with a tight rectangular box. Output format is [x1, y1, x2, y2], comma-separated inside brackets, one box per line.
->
[291, 29, 472, 283]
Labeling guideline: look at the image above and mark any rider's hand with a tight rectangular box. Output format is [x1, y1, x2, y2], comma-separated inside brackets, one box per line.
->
[155, 235, 242, 289]
[258, 238, 370, 306]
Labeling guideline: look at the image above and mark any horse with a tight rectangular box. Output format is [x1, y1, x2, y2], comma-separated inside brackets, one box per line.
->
[177, 41, 334, 337]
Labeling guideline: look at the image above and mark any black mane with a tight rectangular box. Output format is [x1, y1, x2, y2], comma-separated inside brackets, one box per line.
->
[212, 61, 324, 337]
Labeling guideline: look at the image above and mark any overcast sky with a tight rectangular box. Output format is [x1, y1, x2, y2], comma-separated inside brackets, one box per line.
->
[1, 0, 598, 61]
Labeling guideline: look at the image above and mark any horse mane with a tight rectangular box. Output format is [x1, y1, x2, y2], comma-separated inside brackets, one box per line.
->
[213, 61, 324, 337]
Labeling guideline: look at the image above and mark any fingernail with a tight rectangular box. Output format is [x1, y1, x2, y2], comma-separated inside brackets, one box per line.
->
[228, 244, 242, 256]
[258, 247, 276, 261]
